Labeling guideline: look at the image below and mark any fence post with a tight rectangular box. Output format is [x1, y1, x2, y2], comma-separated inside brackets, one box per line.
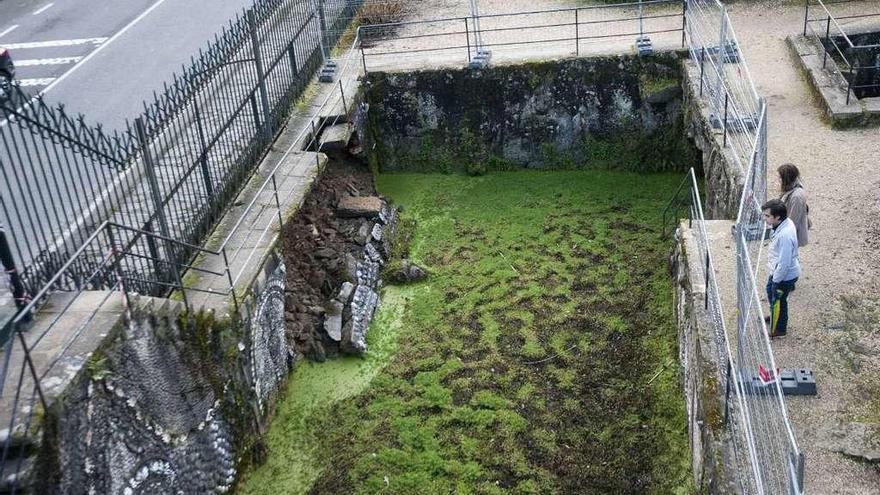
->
[358, 27, 368, 75]
[134, 117, 189, 309]
[681, 0, 687, 48]
[192, 98, 214, 200]
[338, 80, 348, 114]
[271, 173, 283, 229]
[803, 0, 809, 36]
[222, 247, 239, 313]
[700, 47, 705, 96]
[248, 10, 274, 139]
[465, 17, 472, 63]
[722, 93, 728, 147]
[106, 225, 130, 316]
[250, 94, 262, 135]
[793, 452, 806, 495]
[704, 250, 710, 309]
[823, 16, 831, 68]
[717, 7, 728, 112]
[575, 9, 580, 57]
[143, 221, 164, 287]
[288, 41, 298, 79]
[846, 64, 853, 105]
[723, 359, 732, 425]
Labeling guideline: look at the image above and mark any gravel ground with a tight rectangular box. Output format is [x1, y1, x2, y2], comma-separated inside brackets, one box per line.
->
[362, 0, 685, 72]
[727, 2, 880, 493]
[370, 0, 880, 492]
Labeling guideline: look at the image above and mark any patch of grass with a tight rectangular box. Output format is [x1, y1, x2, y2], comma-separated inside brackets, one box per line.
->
[238, 288, 415, 494]
[243, 171, 691, 494]
[260, 170, 690, 494]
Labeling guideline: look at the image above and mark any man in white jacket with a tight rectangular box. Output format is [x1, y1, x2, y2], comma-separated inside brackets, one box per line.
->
[762, 199, 801, 337]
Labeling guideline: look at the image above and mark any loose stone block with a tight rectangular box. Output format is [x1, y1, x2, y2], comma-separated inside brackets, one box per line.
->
[337, 196, 383, 218]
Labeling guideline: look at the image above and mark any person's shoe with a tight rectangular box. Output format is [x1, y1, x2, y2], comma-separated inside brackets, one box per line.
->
[768, 330, 787, 338]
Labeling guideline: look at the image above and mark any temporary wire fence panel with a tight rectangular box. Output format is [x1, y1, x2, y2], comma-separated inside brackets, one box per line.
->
[684, 1, 804, 493]
[684, 0, 761, 176]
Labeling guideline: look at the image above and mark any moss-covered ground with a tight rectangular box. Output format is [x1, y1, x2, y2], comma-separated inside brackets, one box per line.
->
[242, 170, 691, 494]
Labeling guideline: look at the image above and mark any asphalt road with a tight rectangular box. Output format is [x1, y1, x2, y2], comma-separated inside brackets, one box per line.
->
[1, 0, 257, 131]
[0, 0, 262, 279]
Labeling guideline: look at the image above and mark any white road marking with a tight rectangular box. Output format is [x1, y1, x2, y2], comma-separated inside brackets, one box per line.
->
[1, 0, 171, 128]
[4, 38, 107, 50]
[17, 78, 57, 87]
[16, 57, 83, 66]
[0, 25, 19, 38]
[32, 3, 55, 15]
[40, 0, 171, 95]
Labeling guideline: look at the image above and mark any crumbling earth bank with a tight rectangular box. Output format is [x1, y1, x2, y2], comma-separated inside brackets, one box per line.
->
[280, 157, 396, 361]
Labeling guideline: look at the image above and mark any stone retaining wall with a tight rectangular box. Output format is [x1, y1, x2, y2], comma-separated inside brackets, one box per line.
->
[36, 255, 291, 494]
[672, 222, 739, 494]
[363, 52, 699, 173]
[681, 63, 744, 220]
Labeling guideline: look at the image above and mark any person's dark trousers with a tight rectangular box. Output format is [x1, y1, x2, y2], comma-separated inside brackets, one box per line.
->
[766, 276, 797, 335]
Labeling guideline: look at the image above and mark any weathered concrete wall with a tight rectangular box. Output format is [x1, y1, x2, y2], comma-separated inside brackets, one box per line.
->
[35, 257, 291, 494]
[672, 223, 738, 494]
[364, 53, 699, 173]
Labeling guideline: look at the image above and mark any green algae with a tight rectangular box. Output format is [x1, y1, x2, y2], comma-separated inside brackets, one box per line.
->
[238, 287, 415, 494]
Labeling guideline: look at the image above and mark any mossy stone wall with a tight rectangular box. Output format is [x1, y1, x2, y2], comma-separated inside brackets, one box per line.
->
[364, 53, 698, 173]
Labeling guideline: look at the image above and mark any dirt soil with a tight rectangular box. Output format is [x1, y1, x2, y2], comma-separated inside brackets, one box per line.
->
[280, 157, 377, 362]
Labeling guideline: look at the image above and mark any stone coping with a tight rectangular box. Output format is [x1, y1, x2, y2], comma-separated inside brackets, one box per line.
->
[787, 35, 880, 127]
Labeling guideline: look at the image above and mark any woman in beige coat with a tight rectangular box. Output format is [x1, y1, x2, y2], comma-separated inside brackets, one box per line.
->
[778, 163, 811, 247]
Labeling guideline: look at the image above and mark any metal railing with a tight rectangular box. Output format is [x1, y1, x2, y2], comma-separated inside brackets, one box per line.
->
[357, 0, 687, 72]
[0, 31, 361, 482]
[804, 0, 880, 103]
[0, 0, 364, 297]
[0, 1, 806, 491]
[685, 0, 762, 177]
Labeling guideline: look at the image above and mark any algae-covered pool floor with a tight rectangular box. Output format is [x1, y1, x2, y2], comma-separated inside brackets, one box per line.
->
[241, 171, 691, 495]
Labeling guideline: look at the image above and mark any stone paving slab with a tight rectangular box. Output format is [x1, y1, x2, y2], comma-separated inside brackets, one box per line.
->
[180, 53, 362, 314]
[0, 290, 124, 436]
[787, 34, 880, 126]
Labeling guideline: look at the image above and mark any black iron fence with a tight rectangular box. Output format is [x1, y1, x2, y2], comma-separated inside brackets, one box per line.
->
[804, 0, 880, 103]
[0, 0, 363, 297]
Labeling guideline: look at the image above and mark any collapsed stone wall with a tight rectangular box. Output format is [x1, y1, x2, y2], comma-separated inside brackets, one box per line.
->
[30, 131, 400, 493]
[363, 53, 698, 173]
[279, 155, 399, 362]
[36, 260, 291, 494]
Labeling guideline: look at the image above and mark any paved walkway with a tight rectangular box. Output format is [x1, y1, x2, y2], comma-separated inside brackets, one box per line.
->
[724, 2, 880, 493]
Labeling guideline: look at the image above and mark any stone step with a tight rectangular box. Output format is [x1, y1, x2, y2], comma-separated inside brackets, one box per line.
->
[0, 290, 125, 439]
[319, 123, 352, 155]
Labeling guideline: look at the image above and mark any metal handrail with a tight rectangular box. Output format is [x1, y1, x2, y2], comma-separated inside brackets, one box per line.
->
[218, 32, 363, 254]
[803, 0, 880, 103]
